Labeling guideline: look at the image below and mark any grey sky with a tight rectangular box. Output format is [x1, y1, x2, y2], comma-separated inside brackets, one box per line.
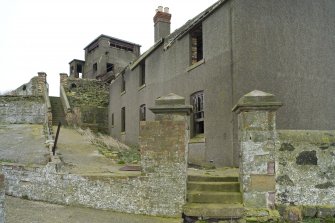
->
[0, 0, 217, 96]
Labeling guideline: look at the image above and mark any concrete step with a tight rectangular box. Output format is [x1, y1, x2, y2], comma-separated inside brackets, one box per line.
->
[183, 203, 244, 219]
[188, 175, 238, 182]
[188, 181, 240, 192]
[187, 191, 242, 204]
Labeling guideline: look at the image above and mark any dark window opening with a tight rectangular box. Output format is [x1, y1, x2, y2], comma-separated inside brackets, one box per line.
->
[111, 113, 114, 127]
[77, 64, 82, 73]
[121, 107, 126, 132]
[70, 83, 77, 89]
[109, 40, 134, 52]
[107, 63, 114, 73]
[88, 41, 99, 53]
[139, 104, 146, 121]
[191, 91, 204, 135]
[22, 85, 27, 91]
[93, 63, 97, 73]
[121, 74, 126, 92]
[139, 61, 145, 86]
[70, 66, 74, 75]
[190, 25, 203, 65]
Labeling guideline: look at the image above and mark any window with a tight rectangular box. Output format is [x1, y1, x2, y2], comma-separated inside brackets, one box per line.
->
[111, 113, 114, 127]
[139, 61, 145, 86]
[107, 63, 114, 73]
[121, 107, 125, 132]
[70, 66, 74, 75]
[93, 63, 97, 73]
[77, 64, 82, 73]
[139, 104, 146, 121]
[190, 25, 203, 65]
[191, 91, 204, 135]
[121, 74, 126, 92]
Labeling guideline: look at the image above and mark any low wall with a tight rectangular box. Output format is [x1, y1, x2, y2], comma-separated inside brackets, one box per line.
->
[0, 96, 45, 124]
[1, 163, 180, 217]
[277, 130, 335, 206]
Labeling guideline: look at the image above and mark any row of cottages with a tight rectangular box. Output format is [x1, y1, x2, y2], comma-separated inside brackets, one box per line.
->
[70, 0, 335, 167]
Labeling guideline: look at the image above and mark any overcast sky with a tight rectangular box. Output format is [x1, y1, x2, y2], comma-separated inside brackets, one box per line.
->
[0, 0, 218, 96]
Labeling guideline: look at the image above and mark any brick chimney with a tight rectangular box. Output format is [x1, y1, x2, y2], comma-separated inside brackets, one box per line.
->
[153, 6, 171, 42]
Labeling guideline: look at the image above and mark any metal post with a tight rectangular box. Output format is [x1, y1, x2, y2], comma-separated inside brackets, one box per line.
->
[52, 122, 61, 155]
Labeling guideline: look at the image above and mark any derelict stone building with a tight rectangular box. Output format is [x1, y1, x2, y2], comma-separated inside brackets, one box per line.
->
[69, 35, 141, 82]
[108, 0, 335, 167]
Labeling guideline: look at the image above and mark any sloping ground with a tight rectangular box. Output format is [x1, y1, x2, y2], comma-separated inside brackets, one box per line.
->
[0, 124, 49, 165]
[5, 196, 181, 223]
[54, 127, 140, 176]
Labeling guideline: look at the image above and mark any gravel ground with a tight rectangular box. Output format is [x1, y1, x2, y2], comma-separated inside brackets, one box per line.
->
[5, 196, 182, 223]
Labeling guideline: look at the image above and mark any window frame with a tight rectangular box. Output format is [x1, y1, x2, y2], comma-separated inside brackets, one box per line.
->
[121, 107, 126, 132]
[139, 104, 146, 122]
[191, 91, 204, 136]
[139, 61, 146, 87]
[190, 24, 203, 65]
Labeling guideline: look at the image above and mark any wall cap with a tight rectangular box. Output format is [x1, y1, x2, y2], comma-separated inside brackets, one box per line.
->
[150, 93, 192, 115]
[232, 90, 283, 113]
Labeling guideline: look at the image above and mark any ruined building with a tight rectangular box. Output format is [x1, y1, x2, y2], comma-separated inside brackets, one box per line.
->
[66, 0, 335, 167]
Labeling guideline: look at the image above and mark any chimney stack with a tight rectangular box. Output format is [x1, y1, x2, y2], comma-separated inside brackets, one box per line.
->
[153, 6, 171, 42]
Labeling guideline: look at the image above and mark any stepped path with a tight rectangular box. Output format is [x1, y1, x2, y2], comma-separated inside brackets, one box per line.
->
[184, 167, 244, 219]
[49, 96, 67, 126]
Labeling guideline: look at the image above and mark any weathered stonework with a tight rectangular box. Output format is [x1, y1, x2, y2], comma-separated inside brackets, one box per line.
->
[277, 130, 335, 206]
[0, 96, 45, 124]
[0, 174, 5, 223]
[1, 93, 191, 217]
[233, 90, 282, 209]
[60, 75, 109, 133]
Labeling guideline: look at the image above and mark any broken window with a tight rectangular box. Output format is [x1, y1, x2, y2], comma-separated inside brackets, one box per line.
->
[191, 91, 204, 135]
[190, 24, 203, 65]
[139, 61, 145, 86]
[121, 74, 126, 92]
[107, 63, 114, 73]
[139, 104, 146, 121]
[93, 63, 97, 74]
[121, 107, 126, 132]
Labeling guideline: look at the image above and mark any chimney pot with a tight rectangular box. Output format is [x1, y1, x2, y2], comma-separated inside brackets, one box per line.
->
[158, 6, 163, 12]
[164, 7, 169, 13]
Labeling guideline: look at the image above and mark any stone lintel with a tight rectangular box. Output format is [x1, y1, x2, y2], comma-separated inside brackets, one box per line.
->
[233, 90, 282, 114]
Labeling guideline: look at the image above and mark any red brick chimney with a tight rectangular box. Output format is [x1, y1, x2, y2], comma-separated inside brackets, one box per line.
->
[153, 6, 171, 42]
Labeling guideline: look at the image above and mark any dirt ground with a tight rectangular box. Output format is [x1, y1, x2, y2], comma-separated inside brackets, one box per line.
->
[5, 196, 182, 223]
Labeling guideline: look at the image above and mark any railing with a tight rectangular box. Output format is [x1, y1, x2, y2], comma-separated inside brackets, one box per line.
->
[52, 122, 61, 155]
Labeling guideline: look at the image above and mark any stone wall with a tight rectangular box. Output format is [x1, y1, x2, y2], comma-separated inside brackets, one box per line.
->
[0, 175, 4, 223]
[1, 93, 190, 217]
[60, 75, 109, 133]
[277, 130, 335, 206]
[0, 96, 45, 124]
[234, 90, 335, 220]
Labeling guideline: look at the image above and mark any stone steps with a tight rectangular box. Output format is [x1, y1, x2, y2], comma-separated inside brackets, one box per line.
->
[184, 170, 243, 219]
[50, 97, 67, 126]
[187, 191, 242, 204]
[183, 203, 244, 219]
[188, 181, 240, 192]
[188, 175, 239, 182]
